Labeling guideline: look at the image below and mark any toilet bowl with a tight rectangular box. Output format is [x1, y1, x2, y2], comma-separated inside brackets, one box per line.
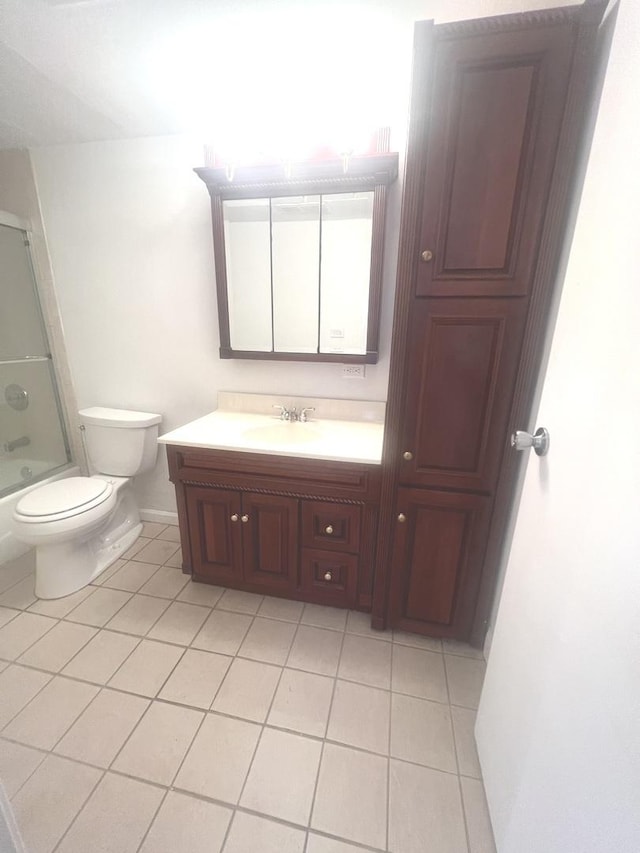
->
[12, 407, 161, 599]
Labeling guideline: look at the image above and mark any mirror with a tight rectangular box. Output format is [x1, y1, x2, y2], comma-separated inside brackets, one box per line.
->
[195, 151, 398, 363]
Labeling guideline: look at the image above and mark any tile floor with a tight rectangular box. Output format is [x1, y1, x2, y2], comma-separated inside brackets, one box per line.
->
[0, 521, 496, 853]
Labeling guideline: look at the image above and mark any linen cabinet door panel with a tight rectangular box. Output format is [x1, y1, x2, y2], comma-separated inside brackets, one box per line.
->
[399, 298, 526, 493]
[186, 486, 242, 584]
[241, 493, 299, 593]
[416, 21, 575, 298]
[389, 488, 491, 638]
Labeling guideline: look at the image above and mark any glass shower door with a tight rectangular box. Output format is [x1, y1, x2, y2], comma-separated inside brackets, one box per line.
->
[0, 223, 71, 498]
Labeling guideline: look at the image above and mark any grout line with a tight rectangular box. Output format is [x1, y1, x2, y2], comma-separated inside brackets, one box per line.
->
[50, 765, 107, 853]
[386, 635, 394, 852]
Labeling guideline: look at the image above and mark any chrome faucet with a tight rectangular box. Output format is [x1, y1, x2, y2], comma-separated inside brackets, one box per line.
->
[273, 405, 315, 423]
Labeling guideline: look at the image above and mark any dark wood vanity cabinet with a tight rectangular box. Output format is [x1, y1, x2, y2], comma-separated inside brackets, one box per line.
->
[167, 445, 380, 610]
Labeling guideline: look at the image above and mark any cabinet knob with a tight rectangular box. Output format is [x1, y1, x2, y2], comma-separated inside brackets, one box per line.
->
[324, 571, 333, 582]
[397, 513, 407, 523]
[325, 525, 334, 535]
[402, 450, 413, 461]
[241, 514, 249, 523]
[230, 513, 239, 522]
[420, 249, 433, 262]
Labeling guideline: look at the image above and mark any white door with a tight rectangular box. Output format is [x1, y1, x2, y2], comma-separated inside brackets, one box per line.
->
[475, 2, 640, 852]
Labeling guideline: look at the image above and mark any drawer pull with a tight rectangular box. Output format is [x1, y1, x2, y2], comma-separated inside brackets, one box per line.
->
[230, 513, 239, 522]
[324, 571, 333, 582]
[325, 525, 334, 535]
[397, 513, 407, 523]
[402, 450, 413, 461]
[241, 514, 249, 523]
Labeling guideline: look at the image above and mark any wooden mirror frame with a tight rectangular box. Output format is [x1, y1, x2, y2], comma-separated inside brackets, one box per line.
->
[195, 140, 398, 364]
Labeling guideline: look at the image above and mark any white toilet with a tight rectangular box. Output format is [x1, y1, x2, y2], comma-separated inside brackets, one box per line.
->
[12, 407, 162, 599]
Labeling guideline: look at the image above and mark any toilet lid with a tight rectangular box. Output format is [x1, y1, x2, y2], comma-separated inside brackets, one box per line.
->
[16, 477, 112, 518]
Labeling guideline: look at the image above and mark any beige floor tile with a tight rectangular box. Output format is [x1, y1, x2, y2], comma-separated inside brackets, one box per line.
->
[105, 593, 170, 635]
[12, 754, 101, 853]
[0, 606, 19, 628]
[241, 727, 322, 825]
[287, 625, 343, 676]
[192, 610, 252, 656]
[238, 616, 296, 665]
[3, 675, 98, 749]
[134, 538, 181, 565]
[212, 657, 281, 723]
[461, 776, 497, 853]
[147, 600, 210, 645]
[338, 634, 392, 689]
[224, 812, 306, 853]
[267, 668, 334, 737]
[54, 688, 149, 768]
[327, 680, 390, 754]
[141, 521, 168, 538]
[393, 630, 442, 653]
[216, 588, 264, 614]
[0, 552, 35, 593]
[392, 644, 448, 703]
[18, 621, 97, 672]
[56, 772, 164, 853]
[345, 609, 391, 641]
[140, 791, 231, 853]
[175, 713, 260, 803]
[121, 536, 151, 561]
[0, 739, 46, 798]
[164, 549, 182, 568]
[0, 576, 37, 610]
[388, 759, 467, 853]
[258, 596, 304, 623]
[390, 693, 456, 772]
[65, 587, 132, 627]
[138, 566, 189, 599]
[113, 701, 203, 785]
[108, 639, 184, 697]
[102, 560, 160, 593]
[312, 742, 388, 849]
[0, 664, 51, 728]
[177, 580, 224, 607]
[306, 836, 370, 853]
[445, 655, 486, 709]
[452, 705, 481, 778]
[28, 586, 93, 618]
[0, 660, 6, 671]
[62, 630, 139, 684]
[442, 639, 485, 660]
[301, 602, 348, 632]
[157, 524, 181, 542]
[0, 612, 57, 660]
[91, 558, 127, 586]
[159, 648, 230, 709]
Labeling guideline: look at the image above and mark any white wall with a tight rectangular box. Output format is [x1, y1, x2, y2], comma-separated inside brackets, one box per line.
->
[28, 0, 579, 514]
[476, 2, 640, 851]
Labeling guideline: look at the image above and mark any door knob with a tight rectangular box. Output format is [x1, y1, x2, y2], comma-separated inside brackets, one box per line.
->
[230, 513, 239, 522]
[325, 525, 334, 535]
[421, 249, 433, 262]
[402, 451, 413, 461]
[241, 514, 249, 523]
[324, 571, 333, 582]
[397, 513, 407, 523]
[511, 427, 550, 457]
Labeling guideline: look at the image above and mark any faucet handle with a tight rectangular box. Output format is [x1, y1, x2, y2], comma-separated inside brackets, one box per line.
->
[273, 405, 289, 421]
[300, 407, 315, 422]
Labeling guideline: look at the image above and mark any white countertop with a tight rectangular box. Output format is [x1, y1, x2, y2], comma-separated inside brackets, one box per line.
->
[158, 410, 384, 465]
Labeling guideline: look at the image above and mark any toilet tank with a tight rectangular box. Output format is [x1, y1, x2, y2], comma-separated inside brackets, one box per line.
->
[78, 407, 162, 477]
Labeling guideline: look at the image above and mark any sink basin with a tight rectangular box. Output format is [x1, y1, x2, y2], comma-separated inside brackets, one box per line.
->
[242, 422, 322, 444]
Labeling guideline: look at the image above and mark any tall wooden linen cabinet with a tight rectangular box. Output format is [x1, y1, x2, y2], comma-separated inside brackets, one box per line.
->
[373, 2, 609, 643]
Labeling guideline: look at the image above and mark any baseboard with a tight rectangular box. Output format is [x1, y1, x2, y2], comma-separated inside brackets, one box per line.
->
[139, 508, 179, 526]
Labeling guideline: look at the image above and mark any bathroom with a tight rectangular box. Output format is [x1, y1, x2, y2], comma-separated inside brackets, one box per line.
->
[1, 0, 639, 852]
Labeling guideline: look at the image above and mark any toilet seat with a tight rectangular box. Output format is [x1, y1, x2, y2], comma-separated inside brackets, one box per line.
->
[14, 477, 114, 523]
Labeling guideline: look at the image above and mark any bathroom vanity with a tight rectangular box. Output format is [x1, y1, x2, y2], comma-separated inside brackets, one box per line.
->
[159, 395, 383, 610]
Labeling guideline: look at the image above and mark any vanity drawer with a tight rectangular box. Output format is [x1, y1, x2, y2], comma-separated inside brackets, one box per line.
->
[302, 501, 361, 552]
[300, 549, 358, 608]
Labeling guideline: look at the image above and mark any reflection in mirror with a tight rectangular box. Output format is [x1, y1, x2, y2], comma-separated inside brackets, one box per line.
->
[223, 198, 272, 351]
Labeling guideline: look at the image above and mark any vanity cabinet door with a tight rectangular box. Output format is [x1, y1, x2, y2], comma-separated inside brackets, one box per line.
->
[241, 493, 299, 594]
[186, 487, 243, 584]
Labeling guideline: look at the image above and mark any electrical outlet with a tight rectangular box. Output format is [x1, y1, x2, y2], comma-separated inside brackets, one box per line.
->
[342, 364, 366, 379]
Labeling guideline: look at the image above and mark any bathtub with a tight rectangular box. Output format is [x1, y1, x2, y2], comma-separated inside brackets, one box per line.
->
[0, 461, 79, 564]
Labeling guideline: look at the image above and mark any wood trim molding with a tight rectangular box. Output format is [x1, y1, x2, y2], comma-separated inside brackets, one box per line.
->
[436, 4, 581, 38]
